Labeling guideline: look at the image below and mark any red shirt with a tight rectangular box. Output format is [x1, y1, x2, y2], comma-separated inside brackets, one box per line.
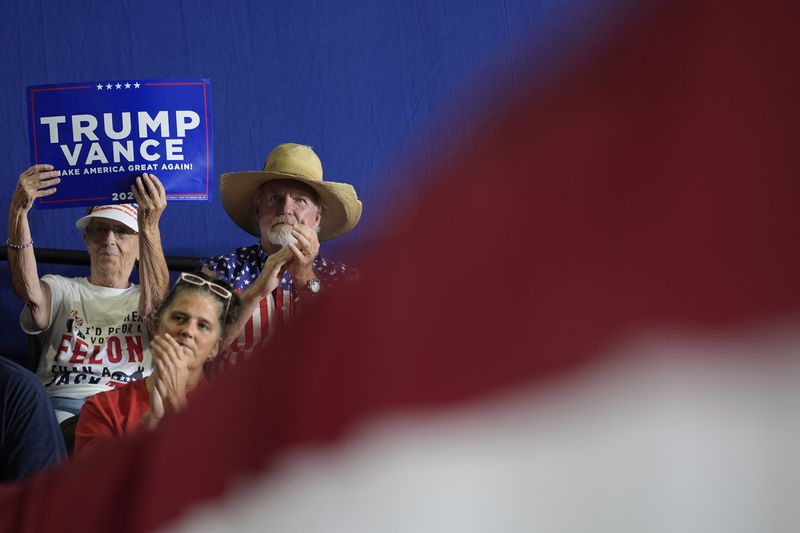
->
[75, 378, 211, 455]
[74, 379, 151, 455]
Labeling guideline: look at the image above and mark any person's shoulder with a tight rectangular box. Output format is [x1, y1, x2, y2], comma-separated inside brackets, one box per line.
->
[126, 378, 149, 400]
[0, 357, 40, 391]
[88, 384, 121, 404]
[80, 387, 111, 416]
[314, 255, 359, 282]
[40, 274, 83, 296]
[199, 243, 262, 269]
[90, 379, 145, 407]
[41, 274, 78, 286]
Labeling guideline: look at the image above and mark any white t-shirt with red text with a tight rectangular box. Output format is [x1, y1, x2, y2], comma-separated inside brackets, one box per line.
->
[20, 275, 153, 399]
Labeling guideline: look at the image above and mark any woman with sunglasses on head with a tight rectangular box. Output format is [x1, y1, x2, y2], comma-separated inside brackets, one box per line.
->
[73, 272, 241, 454]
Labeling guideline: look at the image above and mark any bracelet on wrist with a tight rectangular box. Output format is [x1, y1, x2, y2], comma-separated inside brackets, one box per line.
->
[6, 238, 33, 249]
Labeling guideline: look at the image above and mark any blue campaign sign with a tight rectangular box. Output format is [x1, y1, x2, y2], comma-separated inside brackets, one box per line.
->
[26, 79, 212, 208]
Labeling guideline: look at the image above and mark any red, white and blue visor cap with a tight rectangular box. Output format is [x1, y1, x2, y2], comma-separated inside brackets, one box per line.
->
[75, 204, 139, 233]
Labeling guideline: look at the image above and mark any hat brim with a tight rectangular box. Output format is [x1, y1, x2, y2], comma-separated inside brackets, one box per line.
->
[75, 205, 139, 233]
[220, 171, 362, 241]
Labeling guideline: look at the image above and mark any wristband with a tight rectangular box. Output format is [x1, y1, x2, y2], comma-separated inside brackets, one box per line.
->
[6, 238, 33, 249]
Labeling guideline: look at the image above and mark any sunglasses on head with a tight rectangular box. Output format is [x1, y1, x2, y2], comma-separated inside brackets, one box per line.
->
[176, 273, 233, 317]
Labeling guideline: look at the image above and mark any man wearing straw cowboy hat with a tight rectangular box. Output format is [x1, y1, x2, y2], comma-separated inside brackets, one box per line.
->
[200, 143, 362, 366]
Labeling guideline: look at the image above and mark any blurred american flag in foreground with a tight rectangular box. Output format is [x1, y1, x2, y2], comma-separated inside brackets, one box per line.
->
[2, 0, 799, 531]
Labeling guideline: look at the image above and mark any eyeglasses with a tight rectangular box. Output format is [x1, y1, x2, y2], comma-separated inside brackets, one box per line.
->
[86, 224, 137, 240]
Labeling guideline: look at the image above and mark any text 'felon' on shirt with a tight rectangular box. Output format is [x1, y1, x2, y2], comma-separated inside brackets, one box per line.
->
[23, 276, 153, 399]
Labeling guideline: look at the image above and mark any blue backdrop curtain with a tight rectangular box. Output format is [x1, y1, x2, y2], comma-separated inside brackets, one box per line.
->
[0, 0, 635, 360]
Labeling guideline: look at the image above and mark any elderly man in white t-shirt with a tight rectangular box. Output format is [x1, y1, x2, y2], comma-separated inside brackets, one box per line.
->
[7, 164, 169, 423]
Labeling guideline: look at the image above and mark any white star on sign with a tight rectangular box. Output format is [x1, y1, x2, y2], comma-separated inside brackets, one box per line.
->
[96, 84, 103, 90]
[124, 83, 131, 89]
[134, 82, 141, 88]
[105, 83, 112, 89]
[115, 83, 122, 89]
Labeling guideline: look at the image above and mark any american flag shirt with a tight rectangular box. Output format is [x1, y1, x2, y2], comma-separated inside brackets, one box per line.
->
[199, 243, 358, 373]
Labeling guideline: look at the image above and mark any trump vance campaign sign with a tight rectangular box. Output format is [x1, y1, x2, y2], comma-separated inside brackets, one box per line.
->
[26, 78, 212, 208]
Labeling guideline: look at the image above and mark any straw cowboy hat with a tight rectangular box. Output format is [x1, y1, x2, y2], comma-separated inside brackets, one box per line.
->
[220, 143, 362, 241]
